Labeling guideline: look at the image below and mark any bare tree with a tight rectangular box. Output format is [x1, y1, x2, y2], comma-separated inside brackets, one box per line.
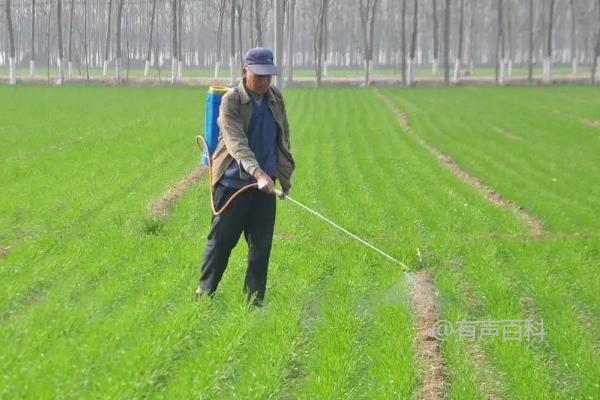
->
[249, 0, 255, 46]
[171, 0, 177, 83]
[505, 0, 513, 77]
[314, 0, 329, 86]
[46, 2, 53, 84]
[3, 0, 600, 86]
[570, 0, 578, 75]
[67, 0, 75, 76]
[125, 6, 131, 81]
[432, 0, 439, 75]
[75, 0, 89, 81]
[237, 1, 244, 70]
[214, 0, 226, 78]
[177, 0, 183, 78]
[115, 0, 124, 81]
[322, 1, 329, 77]
[230, 0, 236, 85]
[465, 0, 475, 75]
[30, 0, 36, 76]
[57, 0, 65, 84]
[543, 0, 556, 82]
[443, 0, 450, 85]
[528, 0, 534, 83]
[453, 0, 464, 82]
[286, 0, 296, 84]
[358, 0, 379, 86]
[5, 0, 16, 84]
[495, 0, 504, 85]
[144, 0, 157, 77]
[254, 0, 263, 46]
[401, 0, 407, 85]
[103, 0, 113, 76]
[408, 0, 418, 85]
[274, 0, 284, 88]
[593, 0, 600, 83]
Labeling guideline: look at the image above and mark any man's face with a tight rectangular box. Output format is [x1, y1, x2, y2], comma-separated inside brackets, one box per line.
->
[244, 68, 272, 95]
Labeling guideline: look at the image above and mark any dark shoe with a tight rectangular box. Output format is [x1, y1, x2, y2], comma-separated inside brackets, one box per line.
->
[245, 293, 264, 308]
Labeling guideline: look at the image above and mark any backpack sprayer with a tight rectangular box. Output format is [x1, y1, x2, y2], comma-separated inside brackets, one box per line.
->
[197, 86, 411, 272]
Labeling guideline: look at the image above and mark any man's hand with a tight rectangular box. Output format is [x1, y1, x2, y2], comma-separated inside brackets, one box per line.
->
[253, 168, 275, 194]
[279, 183, 291, 200]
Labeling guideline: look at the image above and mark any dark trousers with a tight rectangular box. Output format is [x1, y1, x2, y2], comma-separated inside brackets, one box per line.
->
[198, 183, 276, 304]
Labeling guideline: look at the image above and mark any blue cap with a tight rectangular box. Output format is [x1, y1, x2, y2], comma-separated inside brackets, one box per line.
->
[244, 47, 279, 76]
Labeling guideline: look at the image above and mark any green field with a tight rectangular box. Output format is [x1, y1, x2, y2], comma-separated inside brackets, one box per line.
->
[1, 64, 594, 81]
[1, 85, 598, 399]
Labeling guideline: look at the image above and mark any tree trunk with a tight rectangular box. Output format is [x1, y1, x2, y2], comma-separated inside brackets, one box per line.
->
[401, 0, 407, 85]
[505, 0, 513, 78]
[115, 0, 124, 82]
[432, 0, 438, 76]
[171, 0, 178, 83]
[443, 0, 450, 85]
[408, 0, 418, 85]
[314, 0, 328, 86]
[528, 0, 534, 83]
[5, 0, 16, 84]
[453, 0, 464, 82]
[215, 0, 226, 78]
[249, 0, 255, 47]
[359, 0, 369, 86]
[103, 0, 113, 75]
[77, 0, 89, 81]
[57, 0, 65, 85]
[144, 0, 157, 77]
[495, 0, 504, 85]
[286, 0, 296, 84]
[254, 0, 263, 46]
[358, 0, 379, 87]
[125, 8, 130, 82]
[30, 0, 36, 76]
[46, 4, 51, 85]
[67, 0, 74, 76]
[544, 0, 556, 83]
[177, 0, 183, 79]
[570, 0, 577, 75]
[323, 3, 329, 77]
[274, 0, 284, 88]
[237, 2, 244, 71]
[467, 0, 475, 75]
[593, 0, 600, 83]
[230, 0, 236, 85]
[368, 0, 378, 81]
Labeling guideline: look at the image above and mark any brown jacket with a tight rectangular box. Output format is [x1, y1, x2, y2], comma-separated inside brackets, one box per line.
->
[211, 80, 295, 189]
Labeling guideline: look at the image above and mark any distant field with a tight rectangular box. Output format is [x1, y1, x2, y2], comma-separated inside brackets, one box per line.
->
[0, 63, 594, 81]
[0, 85, 598, 398]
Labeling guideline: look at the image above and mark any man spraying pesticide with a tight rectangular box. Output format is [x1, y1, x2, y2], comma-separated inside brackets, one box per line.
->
[195, 48, 294, 307]
[196, 48, 410, 307]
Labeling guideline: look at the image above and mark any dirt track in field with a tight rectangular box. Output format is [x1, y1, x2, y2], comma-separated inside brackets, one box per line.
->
[374, 87, 556, 399]
[582, 119, 600, 128]
[148, 166, 206, 219]
[374, 88, 545, 237]
[410, 271, 447, 400]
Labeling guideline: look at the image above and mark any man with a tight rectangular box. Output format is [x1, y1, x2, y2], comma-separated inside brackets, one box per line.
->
[195, 47, 295, 307]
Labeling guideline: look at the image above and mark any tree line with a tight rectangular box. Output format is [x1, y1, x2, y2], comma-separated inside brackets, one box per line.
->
[2, 0, 600, 86]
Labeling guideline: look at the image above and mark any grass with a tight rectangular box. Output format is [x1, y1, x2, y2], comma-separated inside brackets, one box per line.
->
[380, 85, 600, 232]
[0, 84, 598, 398]
[382, 85, 600, 399]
